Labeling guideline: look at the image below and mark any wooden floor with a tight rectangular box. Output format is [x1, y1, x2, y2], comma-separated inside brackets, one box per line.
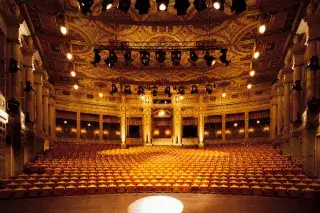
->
[0, 193, 318, 213]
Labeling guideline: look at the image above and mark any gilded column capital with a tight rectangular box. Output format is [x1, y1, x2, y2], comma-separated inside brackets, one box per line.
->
[279, 68, 293, 84]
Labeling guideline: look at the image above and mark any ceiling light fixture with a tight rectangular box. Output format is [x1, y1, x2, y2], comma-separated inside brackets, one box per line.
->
[204, 50, 216, 67]
[73, 84, 79, 90]
[171, 50, 181, 66]
[222, 92, 226, 98]
[124, 50, 134, 66]
[164, 86, 172, 98]
[77, 0, 94, 15]
[220, 49, 231, 67]
[66, 53, 73, 60]
[253, 51, 260, 59]
[118, 0, 131, 13]
[91, 48, 101, 67]
[70, 71, 76, 77]
[174, 0, 190, 15]
[135, 0, 151, 15]
[99, 92, 103, 98]
[140, 50, 150, 66]
[188, 50, 199, 66]
[104, 50, 118, 67]
[259, 24, 266, 34]
[157, 0, 169, 11]
[247, 83, 252, 89]
[193, 0, 207, 13]
[60, 26, 67, 35]
[214, 0, 225, 11]
[249, 70, 255, 77]
[102, 0, 114, 11]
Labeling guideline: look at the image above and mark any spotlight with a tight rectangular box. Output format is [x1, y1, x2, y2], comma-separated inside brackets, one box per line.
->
[24, 81, 34, 92]
[247, 83, 252, 89]
[306, 56, 319, 71]
[188, 50, 199, 66]
[291, 80, 303, 91]
[156, 50, 166, 65]
[66, 53, 73, 60]
[177, 85, 185, 96]
[140, 50, 150, 66]
[78, 0, 94, 15]
[191, 85, 198, 94]
[137, 85, 145, 96]
[206, 84, 212, 94]
[171, 50, 181, 66]
[99, 92, 103, 98]
[193, 0, 207, 13]
[60, 26, 67, 35]
[73, 84, 79, 90]
[157, 0, 169, 11]
[135, 0, 150, 15]
[231, 0, 247, 14]
[91, 48, 101, 67]
[213, 0, 225, 11]
[220, 49, 231, 67]
[259, 24, 266, 34]
[249, 70, 255, 77]
[109, 84, 118, 95]
[151, 85, 158, 96]
[253, 51, 260, 59]
[164, 86, 172, 97]
[124, 50, 133, 66]
[124, 85, 132, 94]
[118, 0, 131, 13]
[70, 71, 76, 77]
[174, 0, 190, 15]
[9, 58, 21, 73]
[104, 50, 118, 67]
[204, 50, 216, 67]
[102, 0, 114, 11]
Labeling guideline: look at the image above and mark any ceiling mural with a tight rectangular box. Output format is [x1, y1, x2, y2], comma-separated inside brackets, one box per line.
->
[21, 0, 304, 91]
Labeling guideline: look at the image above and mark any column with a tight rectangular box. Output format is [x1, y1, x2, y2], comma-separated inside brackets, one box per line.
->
[244, 111, 249, 140]
[76, 111, 80, 140]
[22, 36, 36, 124]
[34, 68, 44, 136]
[48, 97, 55, 141]
[270, 84, 278, 139]
[42, 84, 49, 137]
[277, 84, 284, 136]
[222, 114, 226, 142]
[198, 108, 204, 148]
[282, 69, 292, 138]
[172, 107, 182, 145]
[99, 114, 103, 141]
[143, 107, 152, 144]
[120, 106, 126, 148]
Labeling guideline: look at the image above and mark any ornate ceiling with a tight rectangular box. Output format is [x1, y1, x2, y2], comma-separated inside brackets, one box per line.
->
[21, 0, 305, 91]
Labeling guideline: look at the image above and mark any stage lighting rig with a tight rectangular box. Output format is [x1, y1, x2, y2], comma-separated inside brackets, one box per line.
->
[140, 50, 150, 66]
[171, 50, 181, 66]
[124, 50, 133, 66]
[137, 85, 145, 96]
[118, 0, 131, 13]
[102, 0, 114, 11]
[104, 50, 118, 67]
[174, 0, 190, 15]
[156, 50, 166, 65]
[231, 0, 246, 14]
[164, 86, 172, 98]
[91, 48, 101, 67]
[9, 58, 21, 73]
[135, 0, 151, 15]
[204, 50, 216, 67]
[124, 85, 132, 94]
[109, 84, 118, 95]
[191, 85, 198, 94]
[78, 0, 94, 15]
[220, 49, 231, 67]
[193, 0, 207, 13]
[306, 56, 319, 71]
[188, 50, 199, 66]
[151, 85, 158, 96]
[206, 84, 213, 94]
[177, 86, 185, 96]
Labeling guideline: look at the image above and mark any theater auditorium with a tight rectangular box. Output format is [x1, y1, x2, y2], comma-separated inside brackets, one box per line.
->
[0, 0, 320, 212]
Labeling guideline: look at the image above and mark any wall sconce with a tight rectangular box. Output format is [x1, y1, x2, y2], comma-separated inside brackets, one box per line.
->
[103, 130, 109, 135]
[204, 131, 209, 136]
[165, 130, 171, 135]
[154, 130, 159, 135]
[81, 129, 87, 134]
[216, 130, 222, 135]
[116, 131, 120, 135]
[249, 128, 254, 133]
[71, 128, 77, 133]
[225, 130, 231, 134]
[239, 129, 244, 134]
[56, 127, 62, 132]
[263, 126, 270, 131]
[94, 130, 100, 135]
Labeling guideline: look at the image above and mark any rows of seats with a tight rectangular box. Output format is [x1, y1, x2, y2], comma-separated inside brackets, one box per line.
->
[1, 143, 319, 199]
